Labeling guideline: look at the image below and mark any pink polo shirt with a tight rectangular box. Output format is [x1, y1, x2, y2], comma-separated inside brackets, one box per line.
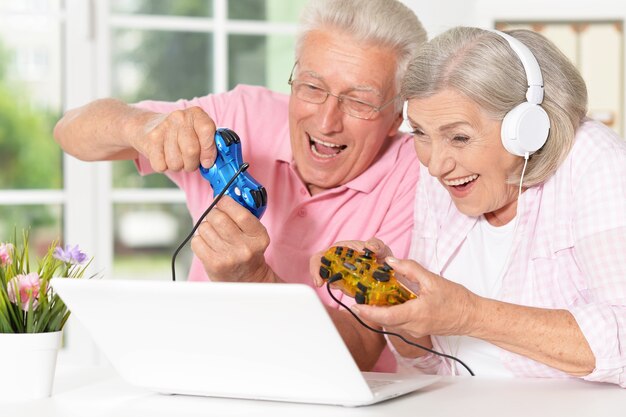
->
[134, 85, 420, 372]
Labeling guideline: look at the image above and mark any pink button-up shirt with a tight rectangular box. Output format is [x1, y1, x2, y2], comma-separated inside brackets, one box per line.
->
[404, 119, 626, 387]
[135, 85, 420, 372]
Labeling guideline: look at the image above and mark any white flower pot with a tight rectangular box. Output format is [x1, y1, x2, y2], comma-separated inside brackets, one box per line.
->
[0, 331, 62, 402]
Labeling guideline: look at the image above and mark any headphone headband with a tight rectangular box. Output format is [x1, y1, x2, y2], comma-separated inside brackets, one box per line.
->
[490, 29, 550, 158]
[491, 30, 544, 105]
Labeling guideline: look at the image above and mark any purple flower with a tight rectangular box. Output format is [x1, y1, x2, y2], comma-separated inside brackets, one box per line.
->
[53, 244, 88, 265]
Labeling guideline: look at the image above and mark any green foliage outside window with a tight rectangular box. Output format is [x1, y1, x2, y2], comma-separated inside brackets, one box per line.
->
[0, 42, 61, 190]
[0, 40, 61, 235]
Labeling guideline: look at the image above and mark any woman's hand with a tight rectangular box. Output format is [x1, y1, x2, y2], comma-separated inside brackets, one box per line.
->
[351, 257, 478, 339]
[308, 237, 394, 287]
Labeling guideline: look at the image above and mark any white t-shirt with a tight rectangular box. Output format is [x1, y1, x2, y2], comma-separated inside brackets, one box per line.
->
[438, 215, 517, 377]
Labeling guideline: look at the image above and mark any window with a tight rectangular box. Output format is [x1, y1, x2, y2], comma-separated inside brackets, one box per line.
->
[106, 0, 306, 281]
[0, 0, 64, 253]
[0, 0, 306, 361]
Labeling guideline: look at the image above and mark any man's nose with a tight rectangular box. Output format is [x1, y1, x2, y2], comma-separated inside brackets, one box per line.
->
[317, 94, 344, 133]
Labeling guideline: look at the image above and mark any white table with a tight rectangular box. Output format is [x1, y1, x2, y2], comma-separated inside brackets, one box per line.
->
[4, 359, 624, 417]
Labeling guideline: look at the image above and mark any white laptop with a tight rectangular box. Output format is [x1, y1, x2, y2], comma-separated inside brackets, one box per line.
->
[51, 278, 439, 407]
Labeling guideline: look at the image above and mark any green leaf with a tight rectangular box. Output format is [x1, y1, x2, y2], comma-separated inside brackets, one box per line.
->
[0, 306, 13, 332]
[47, 306, 65, 332]
[58, 311, 71, 330]
[1, 290, 23, 332]
[25, 296, 35, 333]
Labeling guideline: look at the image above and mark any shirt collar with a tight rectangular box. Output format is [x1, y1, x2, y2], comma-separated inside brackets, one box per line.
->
[275, 134, 293, 163]
[343, 133, 408, 193]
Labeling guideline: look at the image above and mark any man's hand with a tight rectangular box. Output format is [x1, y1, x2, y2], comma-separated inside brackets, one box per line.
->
[132, 106, 217, 172]
[191, 196, 277, 283]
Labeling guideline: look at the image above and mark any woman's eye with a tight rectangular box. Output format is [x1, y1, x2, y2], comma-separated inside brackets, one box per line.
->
[452, 135, 470, 143]
[412, 130, 431, 144]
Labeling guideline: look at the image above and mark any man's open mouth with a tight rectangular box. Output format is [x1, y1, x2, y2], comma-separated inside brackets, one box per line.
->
[310, 136, 347, 159]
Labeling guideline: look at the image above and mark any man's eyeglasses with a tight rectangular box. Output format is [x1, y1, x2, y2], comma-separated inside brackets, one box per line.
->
[287, 65, 398, 120]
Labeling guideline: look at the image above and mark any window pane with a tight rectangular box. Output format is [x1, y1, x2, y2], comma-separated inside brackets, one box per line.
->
[111, 0, 212, 17]
[228, 0, 306, 22]
[112, 28, 213, 187]
[229, 34, 266, 87]
[0, 0, 62, 13]
[113, 161, 178, 188]
[0, 9, 63, 189]
[228, 34, 295, 93]
[112, 29, 213, 102]
[0, 205, 62, 258]
[113, 203, 193, 281]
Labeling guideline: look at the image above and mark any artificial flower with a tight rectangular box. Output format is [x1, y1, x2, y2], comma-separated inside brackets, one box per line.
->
[7, 272, 44, 311]
[0, 243, 13, 266]
[0, 232, 94, 333]
[53, 244, 88, 265]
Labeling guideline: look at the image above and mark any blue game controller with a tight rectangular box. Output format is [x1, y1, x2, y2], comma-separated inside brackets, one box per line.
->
[199, 128, 267, 219]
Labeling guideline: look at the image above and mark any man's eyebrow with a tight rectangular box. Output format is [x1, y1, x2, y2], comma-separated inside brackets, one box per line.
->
[300, 70, 322, 79]
[351, 85, 382, 96]
[298, 70, 382, 96]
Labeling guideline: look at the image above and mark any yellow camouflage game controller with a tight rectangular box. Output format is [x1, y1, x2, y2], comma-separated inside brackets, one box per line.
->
[319, 246, 417, 306]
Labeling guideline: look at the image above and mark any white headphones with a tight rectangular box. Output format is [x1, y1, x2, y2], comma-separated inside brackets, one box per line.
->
[492, 30, 550, 158]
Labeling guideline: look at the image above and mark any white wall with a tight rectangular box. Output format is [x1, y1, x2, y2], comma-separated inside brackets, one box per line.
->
[474, 0, 626, 26]
[403, 0, 626, 38]
[402, 0, 478, 38]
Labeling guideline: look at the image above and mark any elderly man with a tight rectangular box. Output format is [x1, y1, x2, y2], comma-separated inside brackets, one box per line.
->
[53, 0, 427, 372]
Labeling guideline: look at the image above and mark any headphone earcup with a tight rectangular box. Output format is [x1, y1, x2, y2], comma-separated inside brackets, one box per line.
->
[501, 102, 550, 157]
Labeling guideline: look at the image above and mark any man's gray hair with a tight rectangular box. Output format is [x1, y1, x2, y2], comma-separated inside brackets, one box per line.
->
[402, 27, 588, 186]
[295, 0, 427, 111]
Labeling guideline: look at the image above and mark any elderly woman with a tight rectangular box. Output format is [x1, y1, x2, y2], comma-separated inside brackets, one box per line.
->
[317, 27, 626, 386]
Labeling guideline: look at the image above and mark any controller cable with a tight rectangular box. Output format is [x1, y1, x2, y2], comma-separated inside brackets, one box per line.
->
[171, 162, 250, 282]
[169, 162, 474, 375]
[325, 275, 475, 376]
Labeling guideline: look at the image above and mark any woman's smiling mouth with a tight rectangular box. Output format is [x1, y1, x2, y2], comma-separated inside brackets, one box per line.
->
[443, 174, 479, 192]
[443, 174, 479, 186]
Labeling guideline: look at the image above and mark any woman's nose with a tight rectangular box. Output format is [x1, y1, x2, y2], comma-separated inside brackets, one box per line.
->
[427, 142, 455, 178]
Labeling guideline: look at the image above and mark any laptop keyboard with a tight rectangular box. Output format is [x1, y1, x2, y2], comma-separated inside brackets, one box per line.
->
[367, 379, 396, 390]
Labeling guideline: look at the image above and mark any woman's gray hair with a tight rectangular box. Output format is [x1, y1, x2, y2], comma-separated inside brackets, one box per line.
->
[295, 0, 427, 112]
[402, 27, 588, 186]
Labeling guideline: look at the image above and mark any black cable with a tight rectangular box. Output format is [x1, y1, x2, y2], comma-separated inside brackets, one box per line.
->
[171, 162, 250, 282]
[325, 277, 475, 376]
[169, 162, 474, 376]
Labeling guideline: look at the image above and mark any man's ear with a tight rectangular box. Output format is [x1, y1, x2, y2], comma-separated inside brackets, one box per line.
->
[388, 109, 404, 137]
